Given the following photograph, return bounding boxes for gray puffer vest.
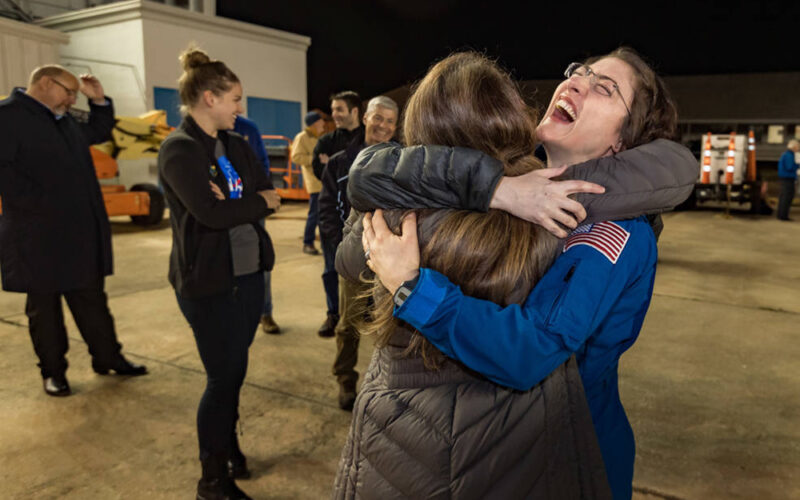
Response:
[333,328,611,499]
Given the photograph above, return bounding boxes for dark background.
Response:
[218,0,800,111]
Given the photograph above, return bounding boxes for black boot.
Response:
[197,454,252,500]
[228,430,251,480]
[318,312,338,338]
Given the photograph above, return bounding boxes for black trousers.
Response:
[777,178,796,220]
[175,272,264,461]
[25,281,123,378]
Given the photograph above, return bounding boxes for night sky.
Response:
[218,0,799,111]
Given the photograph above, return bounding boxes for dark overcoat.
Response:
[0,90,115,293]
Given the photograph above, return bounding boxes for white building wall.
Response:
[33,0,309,188]
[56,19,148,115]
[141,17,308,115]
[37,0,310,117]
[0,17,67,94]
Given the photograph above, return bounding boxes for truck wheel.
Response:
[675,189,697,211]
[130,183,165,226]
[748,181,767,215]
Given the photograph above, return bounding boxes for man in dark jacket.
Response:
[233,115,281,334]
[0,65,146,397]
[318,95,398,409]
[313,91,364,337]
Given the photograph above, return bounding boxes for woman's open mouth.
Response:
[552,99,577,123]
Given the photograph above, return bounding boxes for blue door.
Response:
[246,96,302,146]
[153,87,182,127]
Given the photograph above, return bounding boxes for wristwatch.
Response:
[393,274,420,308]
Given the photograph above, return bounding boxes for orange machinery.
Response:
[92,147,164,225]
[0,110,168,225]
[263,134,309,201]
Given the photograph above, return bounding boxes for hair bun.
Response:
[179,47,211,71]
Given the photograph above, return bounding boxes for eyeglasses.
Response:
[564,62,631,117]
[50,78,78,98]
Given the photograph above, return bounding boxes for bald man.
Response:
[0,65,147,397]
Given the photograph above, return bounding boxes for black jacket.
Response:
[311,125,364,180]
[318,131,368,245]
[336,140,699,282]
[347,140,698,226]
[158,115,273,299]
[0,90,115,293]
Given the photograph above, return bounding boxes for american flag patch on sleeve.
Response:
[563,221,630,264]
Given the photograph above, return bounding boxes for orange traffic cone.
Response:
[701,132,712,184]
[746,130,757,182]
[725,132,736,185]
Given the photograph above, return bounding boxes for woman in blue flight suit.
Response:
[357,48,687,500]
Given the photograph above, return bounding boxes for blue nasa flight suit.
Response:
[394,216,658,500]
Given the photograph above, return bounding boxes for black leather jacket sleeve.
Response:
[347,140,699,224]
[312,132,334,180]
[348,143,502,212]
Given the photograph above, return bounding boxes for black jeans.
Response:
[320,237,339,315]
[175,272,264,461]
[25,281,123,378]
[777,178,796,220]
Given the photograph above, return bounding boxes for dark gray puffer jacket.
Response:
[333,329,612,500]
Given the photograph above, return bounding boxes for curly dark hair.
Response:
[585,47,679,149]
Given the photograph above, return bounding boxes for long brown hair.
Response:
[362,52,559,369]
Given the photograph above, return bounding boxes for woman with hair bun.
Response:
[158,46,280,500]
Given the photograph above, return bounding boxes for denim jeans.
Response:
[303,192,320,246]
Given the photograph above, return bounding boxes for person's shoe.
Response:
[43,375,71,397]
[92,357,148,376]
[338,381,357,411]
[227,454,251,480]
[318,313,338,338]
[302,244,320,255]
[260,315,281,335]
[196,478,252,500]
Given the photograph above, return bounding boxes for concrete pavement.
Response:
[0,201,797,499]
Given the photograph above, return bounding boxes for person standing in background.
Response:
[312,91,363,338]
[0,65,147,397]
[777,138,799,221]
[319,96,398,409]
[234,114,281,334]
[291,111,326,255]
